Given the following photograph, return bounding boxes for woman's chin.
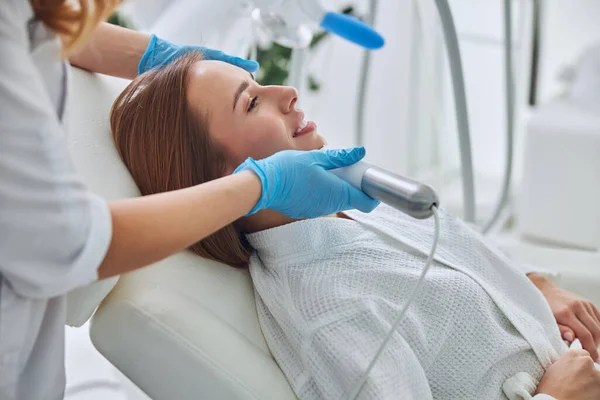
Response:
[308,133,326,150]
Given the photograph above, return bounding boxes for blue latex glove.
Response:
[234,147,380,219]
[138,34,259,75]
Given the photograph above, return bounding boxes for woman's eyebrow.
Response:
[233,80,250,111]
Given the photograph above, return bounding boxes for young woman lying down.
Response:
[109,52,600,400]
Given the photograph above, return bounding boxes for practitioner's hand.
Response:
[536,350,600,400]
[233,147,380,219]
[138,35,259,75]
[529,273,600,361]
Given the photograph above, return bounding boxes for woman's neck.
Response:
[239,209,346,234]
[239,209,296,233]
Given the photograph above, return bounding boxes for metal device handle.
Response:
[362,166,438,219]
[329,160,439,219]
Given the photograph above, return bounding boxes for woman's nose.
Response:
[265,86,299,113]
[284,87,299,113]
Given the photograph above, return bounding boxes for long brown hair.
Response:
[31,0,120,56]
[110,52,252,268]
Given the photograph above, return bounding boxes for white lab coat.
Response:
[0,2,112,399]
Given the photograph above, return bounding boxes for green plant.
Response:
[251,5,361,91]
[106,11,135,29]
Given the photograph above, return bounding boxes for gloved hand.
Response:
[138,34,259,75]
[234,147,380,219]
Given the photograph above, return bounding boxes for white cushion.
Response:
[91,253,296,400]
[68,68,296,399]
[66,69,134,327]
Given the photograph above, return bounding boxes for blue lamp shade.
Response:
[320,12,385,50]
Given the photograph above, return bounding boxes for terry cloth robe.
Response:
[247,205,567,400]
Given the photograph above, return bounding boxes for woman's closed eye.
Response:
[247,96,259,113]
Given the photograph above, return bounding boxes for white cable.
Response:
[355,0,379,147]
[354,0,475,223]
[349,206,441,400]
[433,0,476,224]
[481,0,514,234]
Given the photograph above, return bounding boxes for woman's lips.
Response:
[293,120,317,138]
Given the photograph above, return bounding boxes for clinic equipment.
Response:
[130,0,383,52]
[354,0,476,224]
[329,158,439,220]
[249,0,384,50]
[518,40,600,251]
[518,99,600,251]
[249,0,384,109]
[355,0,517,231]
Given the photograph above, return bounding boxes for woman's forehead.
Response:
[187,61,247,113]
[189,61,247,91]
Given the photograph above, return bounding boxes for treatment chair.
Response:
[66,68,600,400]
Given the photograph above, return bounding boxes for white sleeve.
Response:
[0,1,112,299]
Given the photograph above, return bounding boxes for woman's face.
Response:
[187,61,326,170]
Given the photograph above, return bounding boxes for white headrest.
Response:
[65,68,135,326]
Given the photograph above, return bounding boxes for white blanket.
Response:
[247,205,567,399]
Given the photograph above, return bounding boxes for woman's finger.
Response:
[589,302,600,326]
[577,307,600,345]
[558,324,575,342]
[583,303,600,345]
[585,302,600,325]
[568,312,599,361]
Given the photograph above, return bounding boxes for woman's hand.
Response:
[535,350,600,400]
[529,273,600,361]
[138,35,259,75]
[234,147,380,219]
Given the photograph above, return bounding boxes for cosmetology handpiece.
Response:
[328,155,440,219]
